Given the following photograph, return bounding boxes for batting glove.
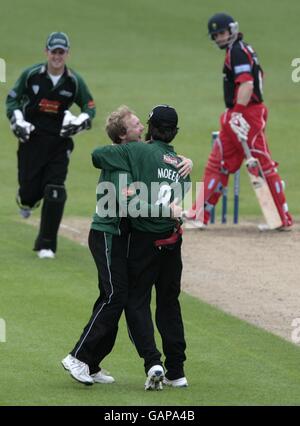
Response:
[229,112,250,143]
[10,110,35,143]
[60,110,91,137]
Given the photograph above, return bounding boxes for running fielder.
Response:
[6,32,95,258]
[185,13,292,229]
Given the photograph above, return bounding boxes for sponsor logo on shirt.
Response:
[38,98,61,113]
[163,154,179,166]
[32,85,39,94]
[234,64,251,74]
[59,90,73,97]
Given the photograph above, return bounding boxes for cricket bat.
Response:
[240,139,282,230]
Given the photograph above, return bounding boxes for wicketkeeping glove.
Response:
[60,110,91,138]
[10,110,35,143]
[229,112,250,143]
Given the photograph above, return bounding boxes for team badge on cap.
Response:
[46,32,70,51]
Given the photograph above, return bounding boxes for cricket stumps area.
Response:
[210,131,240,225]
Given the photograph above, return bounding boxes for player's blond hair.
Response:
[105,105,135,144]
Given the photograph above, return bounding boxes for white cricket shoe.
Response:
[38,249,55,259]
[62,354,114,384]
[182,210,196,220]
[183,218,207,230]
[163,376,188,387]
[91,370,115,384]
[258,224,291,232]
[67,357,94,385]
[61,354,75,371]
[145,365,164,391]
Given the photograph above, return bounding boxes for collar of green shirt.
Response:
[150,140,175,152]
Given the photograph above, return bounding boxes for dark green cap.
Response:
[46,32,70,51]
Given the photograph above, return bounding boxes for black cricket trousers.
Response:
[17,134,74,252]
[126,229,187,379]
[17,134,73,208]
[70,228,129,374]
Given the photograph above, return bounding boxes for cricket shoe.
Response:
[61,354,76,371]
[258,224,292,232]
[277,226,293,232]
[182,209,196,220]
[62,354,114,384]
[163,376,188,388]
[182,210,207,229]
[91,370,115,384]
[144,365,164,391]
[38,249,55,259]
[183,217,207,230]
[69,362,94,386]
[66,357,94,385]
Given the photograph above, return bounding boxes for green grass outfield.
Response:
[1,217,300,406]
[1,0,300,406]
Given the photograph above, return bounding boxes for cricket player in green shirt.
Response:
[6,31,95,258]
[62,106,191,390]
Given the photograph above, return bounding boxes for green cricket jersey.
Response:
[91,164,173,235]
[92,140,191,233]
[91,169,130,235]
[6,63,95,136]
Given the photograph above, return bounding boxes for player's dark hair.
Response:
[145,123,178,143]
